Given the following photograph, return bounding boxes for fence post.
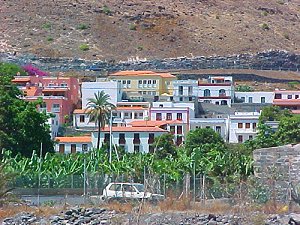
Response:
[163,173,166,198]
[193,162,196,203]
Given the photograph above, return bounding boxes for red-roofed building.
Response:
[54,136,92,154]
[12,75,80,125]
[273,90,300,113]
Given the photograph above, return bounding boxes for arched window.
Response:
[219,89,226,97]
[204,89,211,97]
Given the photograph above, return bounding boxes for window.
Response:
[241,97,245,102]
[119,133,125,144]
[148,133,155,144]
[179,97,183,101]
[52,104,60,112]
[82,144,88,152]
[219,89,226,97]
[288,95,292,99]
[61,83,68,87]
[176,136,183,146]
[80,115,85,123]
[221,100,227,105]
[153,80,157,84]
[296,95,299,99]
[177,126,182,134]
[122,80,126,84]
[138,80,142,84]
[170,126,175,134]
[249,135,253,140]
[238,135,243,143]
[159,104,163,107]
[59,144,65,154]
[275,94,282,99]
[71,144,76,154]
[179,86,183,95]
[143,91,146,95]
[149,146,154,153]
[148,80,152,84]
[204,89,211,97]
[246,123,250,128]
[156,113,162,121]
[139,113,143,117]
[189,97,193,101]
[253,123,257,130]
[109,184,121,191]
[123,184,135,192]
[166,113,172,120]
[177,113,182,121]
[152,91,156,95]
[206,126,210,129]
[133,133,140,144]
[143,80,147,84]
[238,123,243,128]
[216,126,221,134]
[104,133,110,143]
[248,97,253,103]
[127,80,131,84]
[261,97,266,103]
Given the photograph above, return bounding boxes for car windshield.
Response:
[134,184,144,192]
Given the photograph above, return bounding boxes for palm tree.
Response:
[85,91,116,150]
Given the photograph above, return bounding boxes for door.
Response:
[71,144,76,154]
[59,144,65,154]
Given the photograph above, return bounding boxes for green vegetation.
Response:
[79,44,89,51]
[261,11,268,16]
[129,24,137,31]
[137,45,144,51]
[42,22,52,29]
[77,24,89,30]
[235,85,253,92]
[260,23,270,30]
[0,62,26,76]
[102,5,111,15]
[0,65,54,157]
[152,133,177,159]
[47,36,54,42]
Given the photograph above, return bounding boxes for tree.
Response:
[0,62,26,76]
[152,133,177,159]
[276,116,300,144]
[0,72,54,157]
[86,91,116,150]
[185,128,224,155]
[259,105,291,122]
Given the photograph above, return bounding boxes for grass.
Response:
[137,45,144,51]
[47,36,54,42]
[79,44,89,51]
[102,5,111,15]
[129,24,137,31]
[260,23,270,30]
[77,24,89,30]
[42,22,52,29]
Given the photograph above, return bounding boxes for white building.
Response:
[235,92,274,104]
[273,90,300,113]
[47,113,60,138]
[54,136,92,154]
[229,112,260,143]
[189,118,229,141]
[91,127,167,153]
[198,76,234,107]
[81,80,122,107]
[173,80,198,102]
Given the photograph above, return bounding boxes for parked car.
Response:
[96,182,164,202]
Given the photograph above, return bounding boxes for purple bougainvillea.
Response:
[22,64,48,76]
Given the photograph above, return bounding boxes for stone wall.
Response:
[253,144,300,200]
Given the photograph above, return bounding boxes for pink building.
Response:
[12,76,80,124]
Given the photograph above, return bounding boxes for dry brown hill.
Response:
[1,0,300,61]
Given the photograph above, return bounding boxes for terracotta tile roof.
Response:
[110,70,175,78]
[12,77,31,82]
[23,87,39,96]
[100,126,167,132]
[291,110,300,114]
[129,120,183,127]
[55,136,91,143]
[73,109,90,114]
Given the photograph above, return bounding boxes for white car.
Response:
[100,182,164,202]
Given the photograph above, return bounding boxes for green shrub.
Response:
[79,44,89,51]
[137,45,143,51]
[284,34,290,40]
[260,23,270,30]
[262,11,268,16]
[47,36,54,42]
[102,5,111,15]
[42,22,52,29]
[129,24,137,31]
[77,24,89,30]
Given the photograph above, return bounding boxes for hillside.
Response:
[1,0,300,60]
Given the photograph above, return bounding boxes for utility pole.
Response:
[109,110,113,164]
[38,143,42,207]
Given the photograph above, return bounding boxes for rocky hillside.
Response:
[1,0,300,60]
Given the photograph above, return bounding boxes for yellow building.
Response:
[108,71,176,98]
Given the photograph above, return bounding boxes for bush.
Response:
[235,85,253,92]
[137,45,143,51]
[42,22,52,29]
[79,44,89,51]
[102,5,111,15]
[260,23,270,30]
[77,24,89,30]
[284,34,290,40]
[129,24,137,31]
[47,36,54,42]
